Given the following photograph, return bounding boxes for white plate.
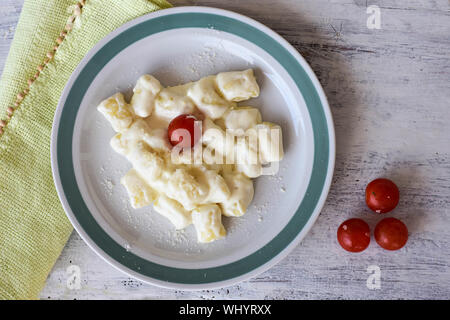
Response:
[51,6,335,289]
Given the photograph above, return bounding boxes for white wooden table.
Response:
[1,0,449,300]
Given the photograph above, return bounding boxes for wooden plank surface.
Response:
[1,0,449,299]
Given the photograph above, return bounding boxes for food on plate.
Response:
[337,218,371,252]
[167,114,201,148]
[97,69,284,243]
[192,204,226,243]
[365,178,400,213]
[374,218,408,251]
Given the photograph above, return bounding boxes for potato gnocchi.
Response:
[97,69,283,243]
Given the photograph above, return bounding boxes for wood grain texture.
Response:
[1,0,449,300]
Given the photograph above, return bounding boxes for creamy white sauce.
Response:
[97,69,283,243]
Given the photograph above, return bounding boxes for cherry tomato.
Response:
[365,178,399,213]
[374,217,408,251]
[337,218,371,252]
[168,114,201,148]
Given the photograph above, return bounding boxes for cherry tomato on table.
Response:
[168,114,201,148]
[365,178,400,213]
[337,218,371,252]
[374,217,408,250]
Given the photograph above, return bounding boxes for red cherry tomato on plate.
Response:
[337,218,371,252]
[374,217,408,251]
[365,178,399,213]
[168,114,201,148]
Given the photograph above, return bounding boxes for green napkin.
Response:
[0,0,171,300]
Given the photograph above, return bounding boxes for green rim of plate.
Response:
[57,12,330,284]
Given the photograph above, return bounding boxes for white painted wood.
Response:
[1,0,449,299]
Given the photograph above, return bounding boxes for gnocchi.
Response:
[98,69,283,243]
